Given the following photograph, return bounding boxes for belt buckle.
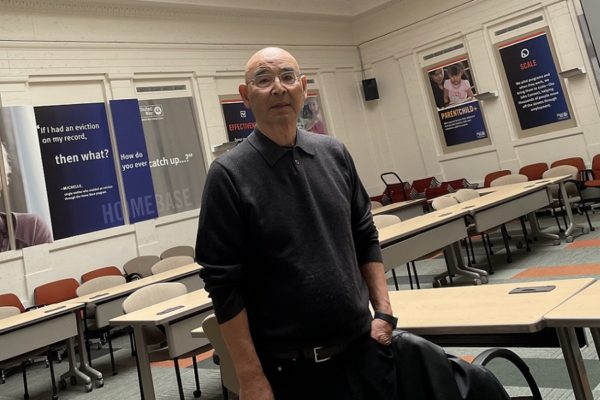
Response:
[313,346,331,363]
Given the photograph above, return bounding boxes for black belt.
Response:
[266,343,348,363]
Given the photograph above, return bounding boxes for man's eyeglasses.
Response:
[249,71,300,89]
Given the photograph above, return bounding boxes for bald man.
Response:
[196,47,396,400]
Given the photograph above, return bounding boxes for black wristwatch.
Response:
[374,311,398,329]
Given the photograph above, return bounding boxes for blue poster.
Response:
[221,101,255,141]
[499,32,571,130]
[110,99,158,224]
[438,100,488,146]
[34,103,123,239]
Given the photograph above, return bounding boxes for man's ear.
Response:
[301,75,308,99]
[239,84,251,108]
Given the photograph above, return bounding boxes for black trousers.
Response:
[258,333,396,400]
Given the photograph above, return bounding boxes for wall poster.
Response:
[221,99,256,142]
[0,106,53,250]
[137,97,206,217]
[498,31,574,134]
[425,57,488,148]
[34,103,123,240]
[297,92,328,135]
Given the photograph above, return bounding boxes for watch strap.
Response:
[374,311,398,329]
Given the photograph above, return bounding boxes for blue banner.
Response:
[499,32,571,130]
[34,103,122,239]
[110,99,158,224]
[438,100,488,146]
[221,101,255,141]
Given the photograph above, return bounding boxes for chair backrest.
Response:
[151,256,195,275]
[373,214,401,230]
[519,163,548,181]
[543,165,579,197]
[122,282,187,346]
[202,314,239,395]
[454,188,480,203]
[123,255,160,279]
[81,265,123,283]
[591,154,600,179]
[0,306,21,319]
[431,195,458,210]
[542,165,578,180]
[370,200,383,210]
[483,170,511,187]
[160,245,195,260]
[34,278,79,307]
[551,157,586,180]
[0,293,26,312]
[489,174,528,187]
[411,177,440,194]
[76,275,127,297]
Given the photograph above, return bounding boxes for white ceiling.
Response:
[129,0,395,17]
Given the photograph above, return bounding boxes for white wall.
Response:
[352,0,600,187]
[1,0,599,304]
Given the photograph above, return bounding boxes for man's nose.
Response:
[270,76,287,94]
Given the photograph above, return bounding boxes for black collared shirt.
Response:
[196,129,382,353]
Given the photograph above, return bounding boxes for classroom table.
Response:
[372,198,426,220]
[0,301,101,392]
[545,280,600,400]
[378,206,487,284]
[73,263,203,330]
[388,278,595,400]
[110,289,213,400]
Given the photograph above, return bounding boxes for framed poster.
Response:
[425,57,489,150]
[221,99,255,142]
[498,31,575,136]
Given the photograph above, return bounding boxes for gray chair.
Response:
[122,282,209,399]
[543,165,593,233]
[0,306,58,400]
[201,314,239,400]
[489,173,528,187]
[123,255,160,280]
[76,275,127,375]
[151,255,194,275]
[160,245,195,259]
[373,214,406,290]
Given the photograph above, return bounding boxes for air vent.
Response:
[136,85,187,93]
[424,44,464,61]
[495,16,544,36]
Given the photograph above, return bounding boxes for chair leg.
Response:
[483,234,494,274]
[500,225,512,263]
[129,328,136,357]
[173,357,185,400]
[519,217,531,252]
[391,269,400,290]
[21,361,29,400]
[107,332,117,375]
[411,261,421,289]
[441,249,453,286]
[462,239,472,267]
[48,350,58,400]
[581,201,594,231]
[468,236,476,264]
[404,264,413,290]
[192,356,201,398]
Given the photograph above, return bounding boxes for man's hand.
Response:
[371,317,393,346]
[239,373,275,400]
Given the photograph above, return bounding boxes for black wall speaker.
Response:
[362,78,380,101]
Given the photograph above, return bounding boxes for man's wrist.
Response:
[374,311,398,329]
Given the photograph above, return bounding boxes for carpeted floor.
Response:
[1,211,600,399]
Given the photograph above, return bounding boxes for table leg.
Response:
[447,243,487,284]
[559,181,584,240]
[60,337,92,391]
[132,325,156,400]
[75,312,103,386]
[556,327,593,400]
[590,328,600,361]
[527,211,560,243]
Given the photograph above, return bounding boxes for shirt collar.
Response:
[248,128,316,167]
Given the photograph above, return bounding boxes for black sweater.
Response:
[196,129,382,353]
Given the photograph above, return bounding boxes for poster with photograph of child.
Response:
[297,93,328,135]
